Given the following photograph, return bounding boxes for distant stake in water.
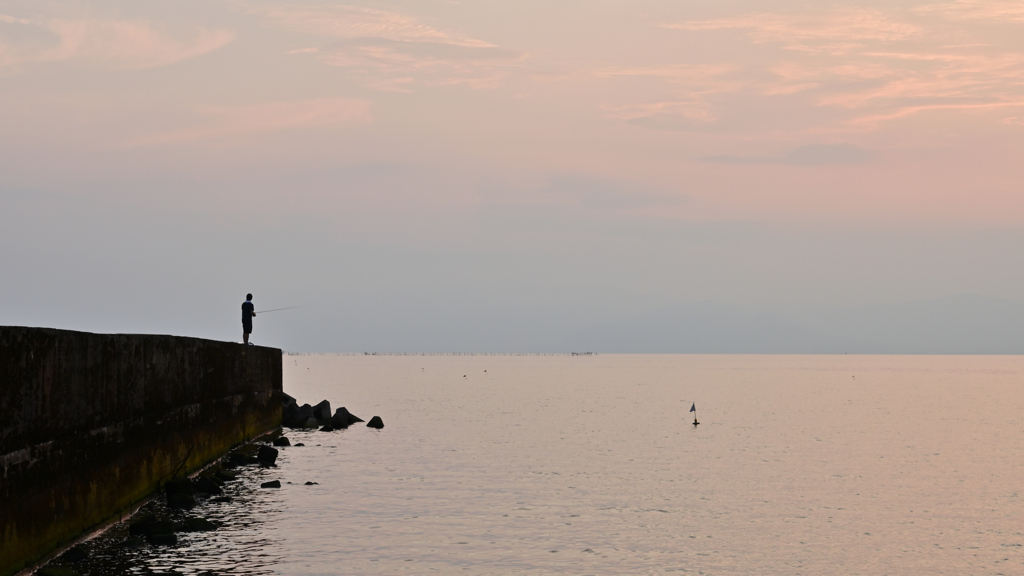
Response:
[690,402,699,426]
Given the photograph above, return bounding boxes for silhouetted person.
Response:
[242,294,255,344]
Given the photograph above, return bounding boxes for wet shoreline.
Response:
[29,431,291,576]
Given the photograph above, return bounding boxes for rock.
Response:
[60,545,88,563]
[229,452,259,466]
[37,567,79,576]
[301,416,319,429]
[283,392,296,406]
[164,477,194,495]
[146,533,177,546]
[287,404,314,428]
[214,470,237,482]
[283,401,300,427]
[257,445,279,466]
[193,477,223,495]
[178,517,218,532]
[261,480,281,488]
[312,400,332,424]
[330,407,364,429]
[148,519,177,535]
[167,493,196,510]
[294,443,305,447]
[211,496,233,503]
[128,514,156,535]
[304,481,319,485]
[272,436,290,447]
[130,516,177,537]
[366,416,384,429]
[319,426,334,432]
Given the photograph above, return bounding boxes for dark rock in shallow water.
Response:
[211,496,233,503]
[164,477,194,495]
[178,517,218,532]
[150,520,177,535]
[193,477,223,495]
[283,392,296,406]
[272,436,291,447]
[319,425,334,432]
[331,407,364,428]
[301,416,319,429]
[61,544,88,563]
[229,452,259,466]
[261,480,281,488]
[37,567,78,576]
[283,401,300,427]
[312,399,332,424]
[294,443,305,447]
[167,493,196,510]
[304,481,319,485]
[257,445,279,466]
[286,403,314,428]
[366,416,384,429]
[146,532,177,546]
[128,513,157,536]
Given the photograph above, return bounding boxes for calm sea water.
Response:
[266,354,1024,576]
[115,354,1024,575]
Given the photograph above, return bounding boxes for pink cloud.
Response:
[0,16,232,71]
[257,4,521,91]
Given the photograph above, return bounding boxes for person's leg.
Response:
[243,329,250,344]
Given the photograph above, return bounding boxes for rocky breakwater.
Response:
[281,394,384,431]
[30,434,286,576]
[29,392,388,575]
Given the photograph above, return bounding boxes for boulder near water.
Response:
[285,404,314,428]
[366,416,384,429]
[193,477,223,495]
[273,436,290,446]
[164,477,194,495]
[166,493,196,510]
[260,480,281,488]
[60,545,88,563]
[331,407,364,428]
[257,445,279,466]
[312,400,332,424]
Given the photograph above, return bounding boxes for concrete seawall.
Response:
[0,326,282,575]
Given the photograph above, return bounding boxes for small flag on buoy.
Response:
[690,402,699,426]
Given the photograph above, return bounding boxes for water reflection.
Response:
[63,460,285,575]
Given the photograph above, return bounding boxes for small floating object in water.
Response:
[690,402,699,426]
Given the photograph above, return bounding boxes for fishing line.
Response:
[256,306,304,314]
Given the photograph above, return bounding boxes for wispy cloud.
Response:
[639,4,1024,133]
[918,0,1024,22]
[665,9,921,55]
[128,98,371,146]
[254,4,521,91]
[0,15,232,72]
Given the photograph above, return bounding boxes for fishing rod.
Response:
[256,306,304,314]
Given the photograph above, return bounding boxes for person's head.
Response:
[246,293,253,301]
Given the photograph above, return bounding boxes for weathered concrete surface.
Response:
[0,327,282,576]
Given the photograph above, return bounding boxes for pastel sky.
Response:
[2,0,1024,351]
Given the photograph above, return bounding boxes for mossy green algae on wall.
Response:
[0,327,282,576]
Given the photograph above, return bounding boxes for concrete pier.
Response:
[0,327,282,575]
